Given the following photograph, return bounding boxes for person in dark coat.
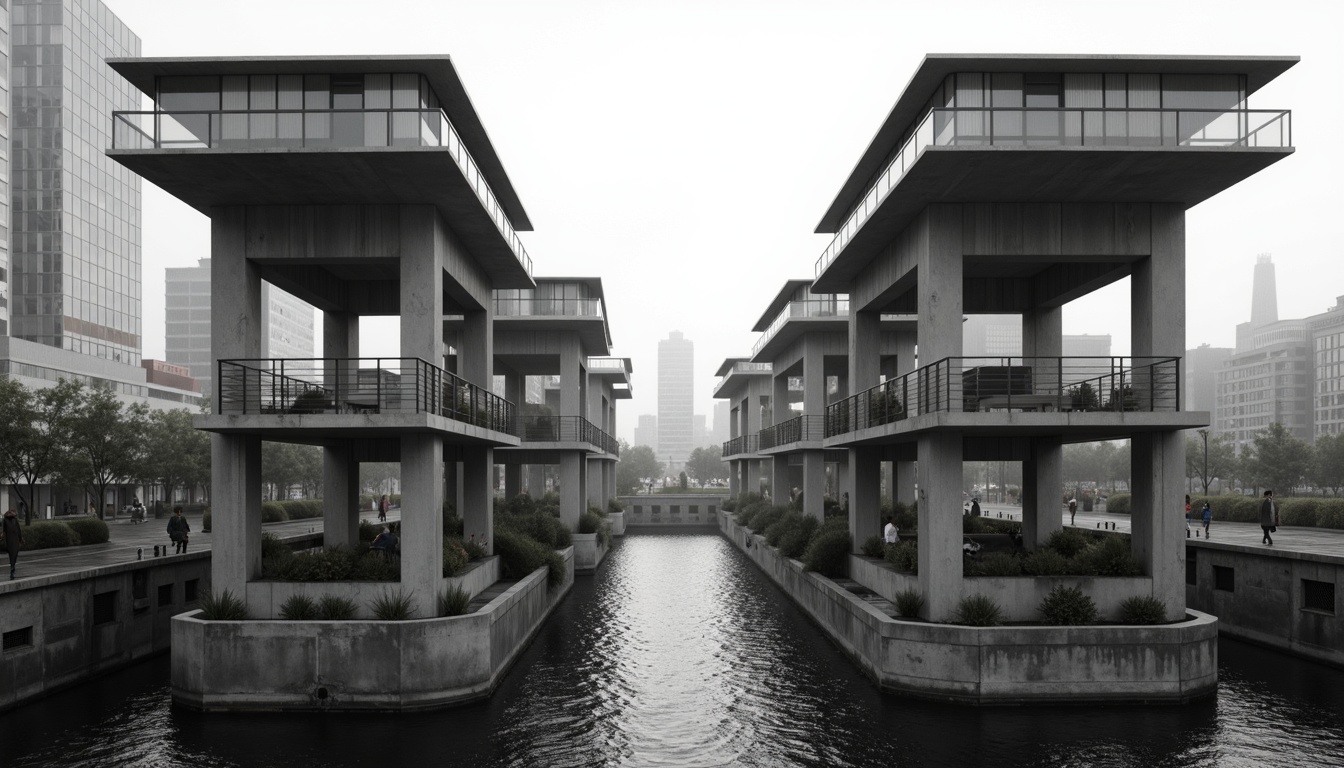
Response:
[2,508,23,579]
[971,498,982,517]
[167,506,191,554]
[1259,490,1276,546]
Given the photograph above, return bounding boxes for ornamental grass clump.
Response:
[443,537,469,577]
[1022,548,1071,576]
[440,585,472,617]
[894,588,925,619]
[1074,536,1142,577]
[971,552,1023,577]
[1038,585,1098,626]
[199,589,249,620]
[884,540,918,574]
[861,534,886,559]
[492,529,565,589]
[1045,528,1092,559]
[777,515,820,560]
[315,595,358,620]
[369,589,417,620]
[278,594,318,620]
[1118,595,1168,625]
[953,594,1002,627]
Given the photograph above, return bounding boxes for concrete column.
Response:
[1132,205,1186,361]
[917,205,964,363]
[559,453,585,529]
[771,372,789,428]
[210,209,261,411]
[463,447,494,555]
[848,310,881,392]
[1022,437,1063,550]
[802,451,825,521]
[729,460,741,497]
[444,459,462,521]
[848,447,881,553]
[1132,431,1186,617]
[322,441,359,549]
[400,208,444,366]
[747,459,763,497]
[400,433,443,619]
[527,464,546,497]
[771,455,791,507]
[918,430,964,622]
[503,371,524,499]
[1022,305,1063,398]
[460,310,492,386]
[587,458,604,508]
[894,330,917,507]
[212,433,261,601]
[561,337,582,417]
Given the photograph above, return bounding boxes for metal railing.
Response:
[715,361,772,389]
[722,434,760,458]
[816,106,1293,278]
[515,414,619,455]
[758,415,827,450]
[587,357,629,372]
[824,356,1181,437]
[113,108,532,279]
[216,357,516,435]
[752,299,850,357]
[494,297,604,318]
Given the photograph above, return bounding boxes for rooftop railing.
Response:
[758,415,827,450]
[722,434,760,458]
[751,299,850,357]
[824,356,1180,437]
[816,107,1292,278]
[587,357,629,372]
[216,357,516,435]
[113,108,532,279]
[494,297,604,318]
[716,361,772,390]
[515,414,619,455]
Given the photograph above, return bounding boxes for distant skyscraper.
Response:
[658,330,694,472]
[166,258,315,393]
[633,414,657,449]
[1184,343,1232,414]
[1250,253,1278,329]
[1309,296,1344,439]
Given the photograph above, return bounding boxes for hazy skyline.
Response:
[105,0,1344,443]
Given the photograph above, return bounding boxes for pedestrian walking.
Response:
[378,494,390,523]
[2,508,23,579]
[1185,494,1192,537]
[971,498,982,517]
[883,515,899,547]
[1068,496,1077,526]
[167,506,191,554]
[1260,490,1276,546]
[1202,501,1212,538]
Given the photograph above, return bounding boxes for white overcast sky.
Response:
[108,0,1343,443]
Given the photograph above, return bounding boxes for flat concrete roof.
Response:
[751,280,814,332]
[107,55,532,231]
[816,53,1298,233]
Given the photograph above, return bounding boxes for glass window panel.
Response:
[364,74,391,109]
[331,75,362,109]
[158,76,220,111]
[392,73,418,109]
[221,76,248,111]
[1063,73,1103,108]
[990,73,1022,107]
[363,111,387,146]
[249,75,276,110]
[249,112,276,142]
[304,74,330,110]
[277,75,303,109]
[1104,74,1126,108]
[1162,74,1243,110]
[304,112,331,145]
[391,110,418,146]
[331,111,363,145]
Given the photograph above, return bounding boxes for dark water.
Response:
[4,533,1344,767]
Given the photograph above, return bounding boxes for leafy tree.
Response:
[360,462,400,497]
[1,379,81,524]
[1245,423,1313,495]
[1105,441,1130,492]
[1186,431,1237,495]
[1310,432,1344,496]
[685,445,726,485]
[262,441,322,500]
[140,408,210,510]
[62,385,150,520]
[616,442,663,495]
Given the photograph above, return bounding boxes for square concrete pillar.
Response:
[771,455,791,507]
[559,453,585,530]
[729,460,741,497]
[504,464,522,500]
[893,331,917,506]
[399,208,444,366]
[323,311,360,399]
[747,459,763,497]
[526,464,546,497]
[444,459,463,524]
[917,205,964,363]
[400,433,443,619]
[1131,431,1186,617]
[212,433,262,600]
[1022,305,1062,396]
[210,210,261,413]
[322,441,359,549]
[561,337,583,418]
[803,338,825,416]
[917,430,964,622]
[802,451,825,521]
[1022,437,1062,550]
[847,447,881,553]
[463,447,494,555]
[587,458,604,508]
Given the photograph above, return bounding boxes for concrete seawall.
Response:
[620,494,724,530]
[721,512,1218,705]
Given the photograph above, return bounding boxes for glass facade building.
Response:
[658,330,694,472]
[9,0,141,362]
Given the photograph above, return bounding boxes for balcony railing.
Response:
[515,414,619,455]
[494,297,604,318]
[216,357,516,435]
[751,299,850,358]
[816,107,1293,278]
[716,361,772,390]
[722,434,760,458]
[113,108,532,278]
[587,357,629,372]
[758,415,827,450]
[824,356,1181,437]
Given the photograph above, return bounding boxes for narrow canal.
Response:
[4,532,1344,767]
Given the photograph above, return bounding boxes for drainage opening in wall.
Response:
[316,687,329,700]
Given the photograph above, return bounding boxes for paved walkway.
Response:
[6,507,400,584]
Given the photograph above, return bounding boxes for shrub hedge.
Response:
[1106,493,1344,531]
[493,528,565,588]
[18,521,79,550]
[63,517,110,545]
[802,527,850,577]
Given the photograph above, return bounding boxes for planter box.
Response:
[244,557,500,620]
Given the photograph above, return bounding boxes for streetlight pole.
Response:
[1198,428,1209,495]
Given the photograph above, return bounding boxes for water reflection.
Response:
[2,533,1343,767]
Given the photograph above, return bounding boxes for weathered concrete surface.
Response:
[0,554,211,713]
[571,533,610,574]
[721,512,1217,704]
[243,557,500,619]
[621,495,723,529]
[1187,540,1344,669]
[171,548,573,711]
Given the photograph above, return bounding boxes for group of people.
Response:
[1184,495,1212,538]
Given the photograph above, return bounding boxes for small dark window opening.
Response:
[1213,565,1234,593]
[1186,548,1198,586]
[670,506,680,515]
[708,505,717,516]
[1303,580,1336,614]
[3,626,34,651]
[158,583,174,607]
[185,579,200,603]
[632,505,642,515]
[690,505,699,515]
[651,506,661,515]
[132,571,148,600]
[93,591,117,625]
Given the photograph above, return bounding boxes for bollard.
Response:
[153,545,160,557]
[1096,522,1101,528]
[137,547,143,560]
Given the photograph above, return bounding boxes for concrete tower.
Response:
[658,330,694,473]
[1250,253,1278,328]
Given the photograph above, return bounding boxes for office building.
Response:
[634,413,657,448]
[658,330,693,472]
[712,400,730,445]
[1310,295,1344,439]
[1185,343,1233,415]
